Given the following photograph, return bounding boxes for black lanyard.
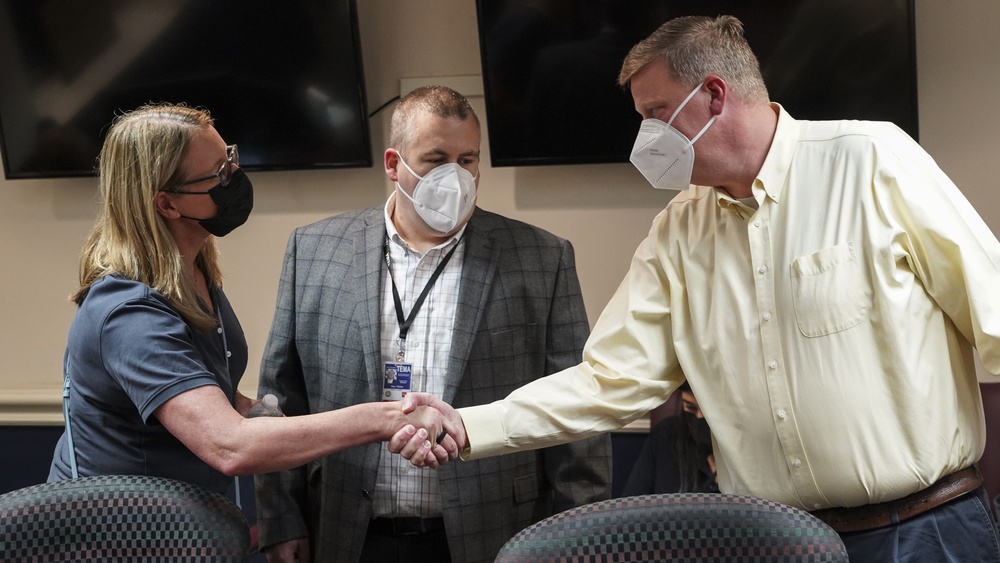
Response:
[384,236,460,361]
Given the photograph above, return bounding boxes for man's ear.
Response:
[704,74,727,116]
[384,148,400,182]
[154,190,180,220]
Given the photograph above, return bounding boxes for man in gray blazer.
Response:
[254,85,612,563]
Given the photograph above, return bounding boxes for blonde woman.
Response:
[48,104,453,493]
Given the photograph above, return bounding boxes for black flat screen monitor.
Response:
[476,0,918,167]
[0,0,372,179]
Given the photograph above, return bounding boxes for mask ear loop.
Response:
[666,84,704,127]
[394,153,426,210]
[667,83,717,152]
[687,115,718,147]
[396,152,423,181]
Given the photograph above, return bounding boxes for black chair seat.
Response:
[0,474,250,562]
[496,492,848,562]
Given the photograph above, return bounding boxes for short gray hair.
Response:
[619,15,769,104]
[389,85,481,152]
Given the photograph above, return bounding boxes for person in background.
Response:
[48,103,450,495]
[253,85,612,563]
[621,381,719,496]
[397,16,1000,563]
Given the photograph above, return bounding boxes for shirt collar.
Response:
[713,103,798,209]
[754,103,798,203]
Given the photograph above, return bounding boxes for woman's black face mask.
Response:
[685,412,713,458]
[178,168,254,237]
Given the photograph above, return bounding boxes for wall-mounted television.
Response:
[0,0,372,180]
[476,0,917,168]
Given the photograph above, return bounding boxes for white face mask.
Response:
[629,83,716,191]
[395,155,478,233]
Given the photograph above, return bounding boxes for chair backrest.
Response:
[495,492,848,563]
[0,474,250,563]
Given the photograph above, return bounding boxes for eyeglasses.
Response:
[165,144,239,193]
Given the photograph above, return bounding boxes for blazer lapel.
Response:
[444,216,498,403]
[356,208,387,400]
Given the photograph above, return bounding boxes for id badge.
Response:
[383,361,412,401]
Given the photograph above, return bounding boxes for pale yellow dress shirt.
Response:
[460,104,1000,511]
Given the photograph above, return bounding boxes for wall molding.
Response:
[0,385,655,431]
[0,389,63,425]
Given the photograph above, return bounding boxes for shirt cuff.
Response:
[457,403,507,460]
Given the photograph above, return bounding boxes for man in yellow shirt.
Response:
[401,14,1000,563]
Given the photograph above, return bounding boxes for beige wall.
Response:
[1,0,997,423]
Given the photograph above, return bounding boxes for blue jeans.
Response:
[840,488,1000,563]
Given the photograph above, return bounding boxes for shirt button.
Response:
[792,458,802,468]
[758,265,768,274]
[777,409,787,419]
[814,503,822,509]
[411,341,420,348]
[217,327,223,334]
[769,360,778,370]
[754,219,761,228]
[762,312,771,321]
[226,351,232,358]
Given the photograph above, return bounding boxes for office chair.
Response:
[0,474,251,562]
[495,492,848,562]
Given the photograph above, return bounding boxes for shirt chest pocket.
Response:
[789,241,868,337]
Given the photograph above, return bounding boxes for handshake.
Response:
[388,393,467,469]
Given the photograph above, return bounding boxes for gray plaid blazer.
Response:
[254,206,612,562]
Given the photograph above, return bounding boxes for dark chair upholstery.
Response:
[0,474,251,562]
[495,493,848,562]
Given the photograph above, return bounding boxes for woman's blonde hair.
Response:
[73,103,222,331]
[619,15,769,105]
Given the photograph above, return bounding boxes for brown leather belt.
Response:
[812,466,983,533]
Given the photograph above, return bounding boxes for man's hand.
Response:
[390,402,456,468]
[389,393,467,467]
[264,536,311,563]
[389,421,449,468]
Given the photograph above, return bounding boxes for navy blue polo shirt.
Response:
[48,275,248,493]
